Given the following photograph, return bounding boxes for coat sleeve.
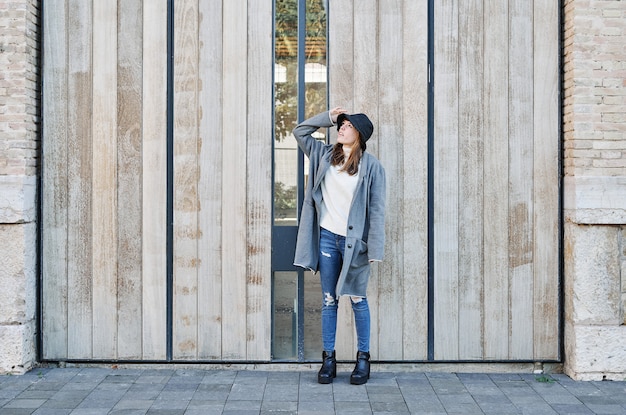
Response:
[367,161,386,262]
[292,111,334,157]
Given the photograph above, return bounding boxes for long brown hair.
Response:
[330,136,366,176]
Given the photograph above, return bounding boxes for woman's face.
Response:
[337,120,359,149]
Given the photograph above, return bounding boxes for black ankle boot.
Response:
[318,350,337,384]
[350,351,370,385]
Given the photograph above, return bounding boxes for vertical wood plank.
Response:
[246,0,273,360]
[433,0,460,360]
[173,0,199,359]
[457,0,484,359]
[483,0,510,360]
[91,0,118,359]
[377,0,404,360]
[142,0,168,360]
[197,0,223,360]
[42,0,68,360]
[354,0,378,358]
[533,0,560,360]
[508,0,534,359]
[402,0,429,360]
[328,0,355,361]
[117,0,144,359]
[66,0,93,359]
[221,0,248,359]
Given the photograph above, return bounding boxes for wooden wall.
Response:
[42,0,559,362]
[170,0,273,361]
[42,0,273,361]
[42,0,168,360]
[431,0,560,360]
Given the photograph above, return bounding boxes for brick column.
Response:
[563,0,626,380]
[0,0,39,374]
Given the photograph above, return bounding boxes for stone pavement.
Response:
[1,367,625,414]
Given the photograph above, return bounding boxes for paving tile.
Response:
[2,399,47,409]
[31,409,72,415]
[0,409,36,415]
[261,400,298,412]
[145,410,185,415]
[266,371,300,385]
[369,400,410,413]
[112,398,153,410]
[263,383,298,401]
[404,398,446,414]
[223,399,262,411]
[16,391,56,400]
[516,403,559,415]
[148,398,189,410]
[367,392,405,403]
[549,403,594,414]
[297,399,335,414]
[39,398,83,410]
[440,401,485,414]
[583,404,626,414]
[227,383,266,401]
[334,400,372,413]
[154,390,195,401]
[477,402,522,414]
[332,383,369,402]
[61,409,106,415]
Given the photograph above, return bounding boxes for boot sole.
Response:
[318,376,334,384]
[350,374,370,385]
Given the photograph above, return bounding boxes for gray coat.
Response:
[292,111,386,297]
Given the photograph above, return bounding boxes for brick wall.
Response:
[0,0,39,374]
[563,0,626,178]
[563,0,626,380]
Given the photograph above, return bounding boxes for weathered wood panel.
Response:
[66,0,92,359]
[483,0,510,360]
[42,0,68,360]
[197,0,224,360]
[458,0,484,360]
[433,0,460,360]
[508,0,535,359]
[91,0,118,359]
[117,0,144,360]
[401,0,429,362]
[377,0,405,361]
[533,0,560,360]
[220,0,249,360]
[246,0,273,360]
[173,0,200,360]
[142,0,168,360]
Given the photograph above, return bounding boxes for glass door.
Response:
[272,0,327,361]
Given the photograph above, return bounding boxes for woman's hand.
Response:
[330,107,347,124]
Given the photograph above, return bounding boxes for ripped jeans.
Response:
[318,227,370,353]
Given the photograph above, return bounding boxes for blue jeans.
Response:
[318,228,370,353]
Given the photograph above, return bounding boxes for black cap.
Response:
[337,113,374,142]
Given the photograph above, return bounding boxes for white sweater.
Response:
[320,148,359,236]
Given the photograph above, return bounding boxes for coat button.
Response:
[347,244,352,249]
[348,225,353,230]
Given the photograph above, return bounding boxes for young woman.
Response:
[293,107,386,385]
